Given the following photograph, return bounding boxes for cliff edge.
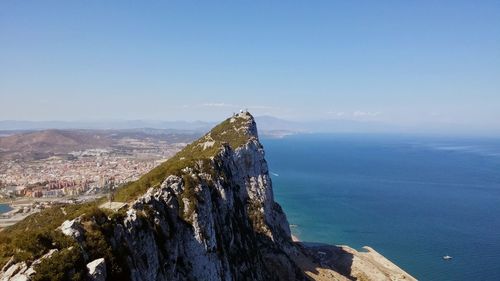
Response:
[0,112,416,281]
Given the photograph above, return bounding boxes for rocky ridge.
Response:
[0,112,416,281]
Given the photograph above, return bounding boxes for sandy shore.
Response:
[0,195,105,230]
[0,203,39,229]
[0,198,63,229]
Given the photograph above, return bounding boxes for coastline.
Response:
[0,198,56,229]
[0,202,34,229]
[0,203,12,214]
[0,195,104,230]
[2,201,418,280]
[291,233,417,281]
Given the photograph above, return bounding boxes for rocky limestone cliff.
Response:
[105,112,303,281]
[0,112,416,281]
[0,112,304,281]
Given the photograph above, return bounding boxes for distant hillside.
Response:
[0,130,109,160]
[0,117,399,137]
[1,116,496,136]
[0,112,416,281]
[0,130,110,150]
[0,120,214,131]
[0,129,199,160]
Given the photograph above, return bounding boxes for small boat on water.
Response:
[442,255,453,260]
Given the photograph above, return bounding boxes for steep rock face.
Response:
[87,258,106,281]
[106,112,303,281]
[0,112,417,281]
[0,112,304,281]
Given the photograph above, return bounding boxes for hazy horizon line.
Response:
[0,115,498,138]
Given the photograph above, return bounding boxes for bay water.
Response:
[0,204,11,214]
[263,134,500,281]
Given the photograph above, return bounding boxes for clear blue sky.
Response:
[1,1,499,132]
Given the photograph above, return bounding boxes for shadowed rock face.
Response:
[0,112,306,281]
[110,113,304,280]
[0,112,416,281]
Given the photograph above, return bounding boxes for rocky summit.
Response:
[0,112,416,281]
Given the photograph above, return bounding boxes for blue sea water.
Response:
[262,134,500,281]
[0,204,11,214]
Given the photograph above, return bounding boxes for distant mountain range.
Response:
[254,116,400,134]
[0,120,213,131]
[0,112,416,281]
[0,129,199,160]
[0,116,402,161]
[0,115,495,137]
[0,116,398,135]
[0,129,111,152]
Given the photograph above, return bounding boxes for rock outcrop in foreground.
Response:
[0,112,416,281]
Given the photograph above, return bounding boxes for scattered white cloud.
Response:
[326,110,381,119]
[353,111,381,117]
[201,102,237,108]
[181,102,281,112]
[247,105,275,110]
